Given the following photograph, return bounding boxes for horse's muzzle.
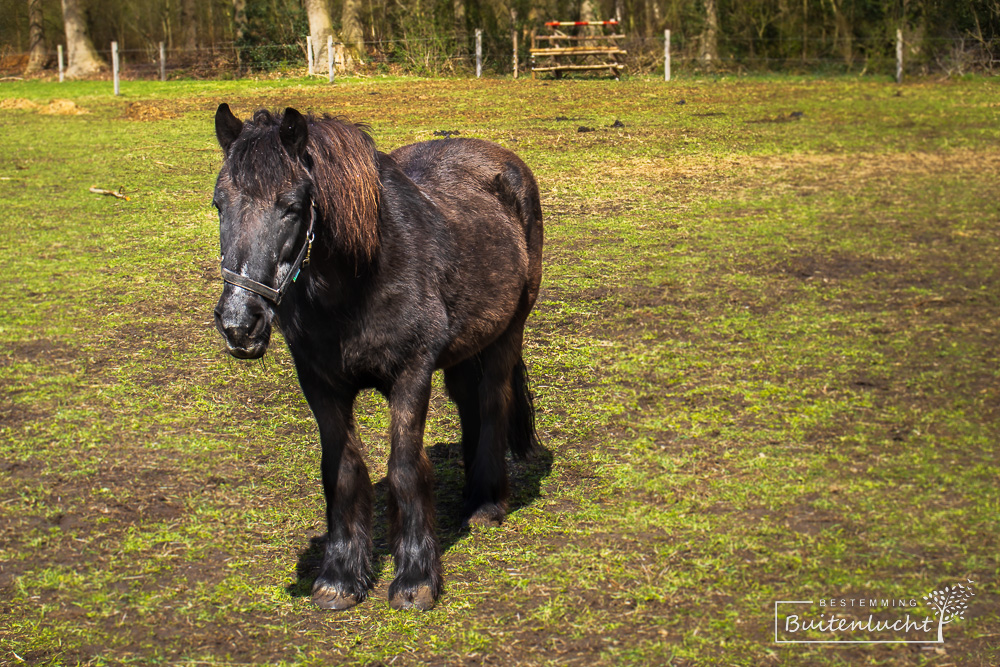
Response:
[214,292,271,360]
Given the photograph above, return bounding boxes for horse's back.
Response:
[389,138,542,243]
[389,135,542,290]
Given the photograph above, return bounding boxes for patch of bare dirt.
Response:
[1,338,78,366]
[746,111,804,123]
[599,149,1000,204]
[782,253,901,281]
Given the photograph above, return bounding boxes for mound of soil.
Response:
[124,101,177,121]
[38,99,88,115]
[0,98,40,110]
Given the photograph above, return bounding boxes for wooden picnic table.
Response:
[530,21,627,79]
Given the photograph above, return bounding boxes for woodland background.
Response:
[1,1,1000,81]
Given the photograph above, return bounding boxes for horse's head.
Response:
[212,103,314,359]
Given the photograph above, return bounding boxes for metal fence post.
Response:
[896,28,903,83]
[665,29,671,81]
[112,41,120,95]
[476,29,482,78]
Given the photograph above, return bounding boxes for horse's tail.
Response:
[508,356,538,459]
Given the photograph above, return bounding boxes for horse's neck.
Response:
[304,251,367,309]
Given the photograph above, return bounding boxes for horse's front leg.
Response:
[299,374,374,610]
[386,362,441,610]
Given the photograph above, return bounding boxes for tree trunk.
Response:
[25,0,47,74]
[580,0,601,28]
[180,0,198,51]
[699,0,720,64]
[453,0,466,37]
[304,0,335,71]
[829,0,853,66]
[643,0,661,37]
[579,0,601,46]
[341,0,365,58]
[802,0,808,63]
[61,0,106,78]
[332,43,356,73]
[232,0,247,42]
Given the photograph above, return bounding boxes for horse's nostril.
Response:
[248,310,266,338]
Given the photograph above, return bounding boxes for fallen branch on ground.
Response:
[89,186,130,201]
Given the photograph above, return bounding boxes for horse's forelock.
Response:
[308,117,381,263]
[225,112,305,200]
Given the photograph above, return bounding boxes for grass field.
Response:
[1,73,999,666]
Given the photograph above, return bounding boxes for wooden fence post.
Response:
[112,41,120,95]
[511,9,518,79]
[665,29,671,81]
[159,42,166,82]
[512,30,519,78]
[307,35,314,75]
[57,44,64,82]
[328,35,334,83]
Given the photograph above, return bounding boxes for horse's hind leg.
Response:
[443,356,483,487]
[455,324,534,527]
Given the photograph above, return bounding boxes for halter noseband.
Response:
[220,204,316,306]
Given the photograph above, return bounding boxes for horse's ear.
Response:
[279,107,309,161]
[215,103,243,153]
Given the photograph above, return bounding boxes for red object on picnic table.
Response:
[544,20,618,27]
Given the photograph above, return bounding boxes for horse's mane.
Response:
[228,109,380,263]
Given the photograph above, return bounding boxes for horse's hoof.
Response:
[388,584,437,611]
[312,584,360,611]
[463,504,505,528]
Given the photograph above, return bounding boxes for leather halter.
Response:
[220,205,316,306]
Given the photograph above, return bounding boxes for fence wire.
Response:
[1,32,996,80]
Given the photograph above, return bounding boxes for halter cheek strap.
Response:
[220,205,316,306]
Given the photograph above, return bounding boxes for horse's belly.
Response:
[436,280,524,369]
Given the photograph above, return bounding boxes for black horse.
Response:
[212,104,543,611]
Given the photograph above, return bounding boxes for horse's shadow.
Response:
[285,441,553,598]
